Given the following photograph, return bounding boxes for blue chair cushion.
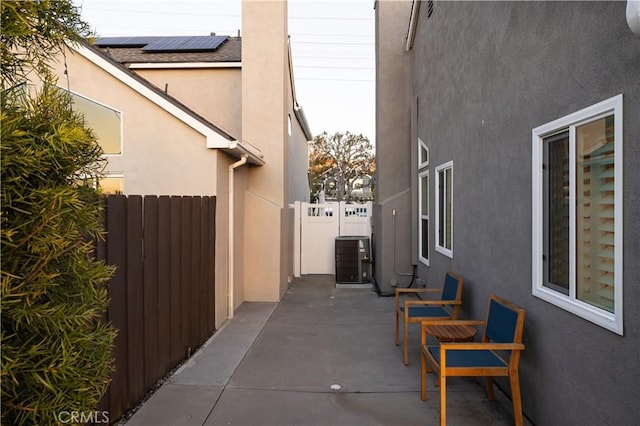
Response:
[401,306,451,318]
[486,298,519,343]
[441,273,460,301]
[427,346,507,368]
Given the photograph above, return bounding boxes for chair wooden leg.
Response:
[420,348,427,400]
[395,312,400,346]
[403,322,409,365]
[510,372,523,426]
[439,373,447,426]
[485,376,494,400]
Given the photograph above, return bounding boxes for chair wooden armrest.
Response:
[394,271,464,366]
[395,287,440,294]
[405,299,461,307]
[440,342,525,351]
[395,288,438,311]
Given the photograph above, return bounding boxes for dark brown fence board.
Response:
[106,195,129,421]
[157,196,172,374]
[169,197,182,366]
[190,198,202,348]
[199,198,209,344]
[98,195,216,424]
[125,195,145,406]
[180,198,192,357]
[143,196,160,389]
[95,207,110,416]
[207,197,217,335]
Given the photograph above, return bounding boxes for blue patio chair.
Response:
[394,271,464,365]
[420,294,526,426]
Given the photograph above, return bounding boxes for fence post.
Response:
[294,201,301,277]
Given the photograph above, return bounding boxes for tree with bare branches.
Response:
[310,131,375,202]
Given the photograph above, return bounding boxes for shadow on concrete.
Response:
[125,275,531,426]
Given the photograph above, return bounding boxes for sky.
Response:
[73,0,376,144]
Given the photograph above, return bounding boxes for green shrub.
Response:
[1,83,116,425]
[2,2,116,423]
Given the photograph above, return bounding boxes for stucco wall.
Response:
[374,0,415,292]
[52,47,235,329]
[231,164,249,313]
[288,115,311,203]
[407,1,640,424]
[214,156,230,328]
[241,0,290,302]
[52,48,220,196]
[136,68,242,140]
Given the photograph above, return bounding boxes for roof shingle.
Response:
[94,36,242,64]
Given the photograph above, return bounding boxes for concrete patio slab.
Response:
[204,386,521,426]
[123,275,532,426]
[125,384,222,426]
[172,302,278,387]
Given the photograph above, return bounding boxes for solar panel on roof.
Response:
[94,36,229,52]
[94,36,163,47]
[142,36,228,52]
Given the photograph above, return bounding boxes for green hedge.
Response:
[1,84,116,425]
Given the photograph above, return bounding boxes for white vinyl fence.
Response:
[293,201,372,276]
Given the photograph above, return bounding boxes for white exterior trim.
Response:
[59,86,125,157]
[418,169,430,266]
[128,62,242,69]
[69,43,234,149]
[418,137,429,168]
[435,160,454,258]
[405,0,421,51]
[531,94,623,335]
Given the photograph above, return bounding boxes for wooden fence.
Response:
[95,195,217,423]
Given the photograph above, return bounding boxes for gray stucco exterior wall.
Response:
[374,0,416,292]
[377,1,640,424]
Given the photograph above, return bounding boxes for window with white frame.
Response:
[418,137,429,168]
[419,170,429,265]
[435,161,453,258]
[62,88,123,155]
[99,174,124,194]
[532,94,623,335]
[418,138,430,265]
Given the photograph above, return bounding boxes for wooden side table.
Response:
[423,324,477,342]
[422,324,478,386]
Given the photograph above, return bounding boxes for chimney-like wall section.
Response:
[241,0,290,302]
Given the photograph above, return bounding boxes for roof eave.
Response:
[68,40,236,149]
[287,37,314,141]
[225,141,265,166]
[294,106,313,141]
[127,62,242,69]
[405,0,421,51]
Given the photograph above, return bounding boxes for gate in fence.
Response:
[293,201,372,276]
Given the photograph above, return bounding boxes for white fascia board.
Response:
[71,43,234,149]
[405,0,421,51]
[228,141,265,166]
[287,38,313,140]
[128,62,242,69]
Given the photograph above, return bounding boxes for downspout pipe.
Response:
[228,154,248,320]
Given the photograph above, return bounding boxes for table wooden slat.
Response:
[424,325,477,342]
